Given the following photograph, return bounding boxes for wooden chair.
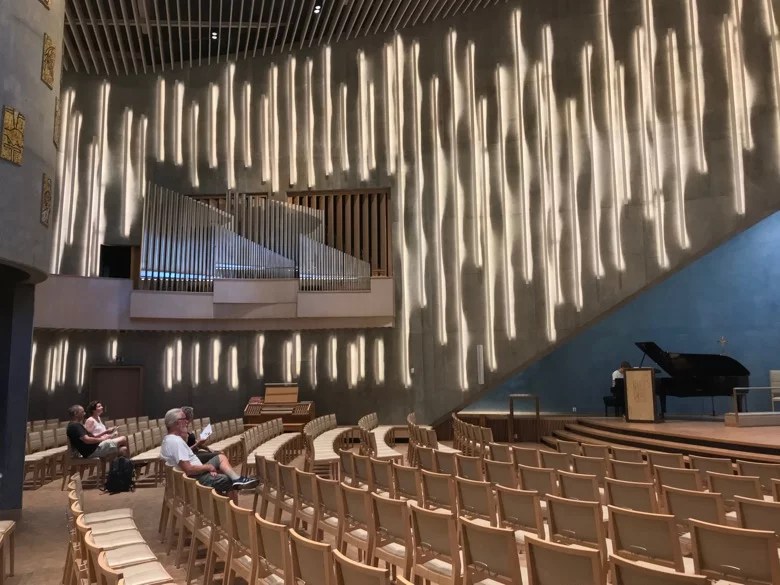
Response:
[558,470,601,504]
[337,482,374,562]
[663,486,726,555]
[0,521,14,584]
[353,453,373,488]
[420,469,457,513]
[539,451,571,475]
[525,534,603,585]
[202,489,233,585]
[546,495,608,564]
[604,477,658,513]
[610,460,652,484]
[484,459,518,489]
[186,481,216,584]
[707,471,762,512]
[339,449,355,486]
[315,476,342,542]
[92,546,173,585]
[611,446,643,463]
[557,439,581,456]
[369,492,413,580]
[573,455,609,487]
[369,457,394,497]
[455,454,483,481]
[60,446,102,491]
[409,503,461,585]
[655,465,703,493]
[254,514,290,584]
[391,462,420,503]
[164,468,189,555]
[435,450,457,476]
[417,446,436,472]
[688,455,733,483]
[290,528,335,585]
[225,501,257,585]
[334,549,389,585]
[511,446,540,468]
[582,444,610,459]
[488,443,513,463]
[646,450,685,470]
[736,460,780,494]
[689,519,780,584]
[276,463,298,523]
[293,468,320,537]
[610,554,707,585]
[172,473,199,568]
[734,495,780,537]
[455,477,496,526]
[517,464,558,514]
[460,517,525,585]
[495,485,546,548]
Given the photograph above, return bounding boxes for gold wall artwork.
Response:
[41,33,55,89]
[1,106,25,165]
[39,0,51,8]
[53,96,61,149]
[40,174,53,227]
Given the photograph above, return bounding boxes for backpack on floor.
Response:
[104,456,135,494]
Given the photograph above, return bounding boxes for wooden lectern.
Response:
[624,368,658,423]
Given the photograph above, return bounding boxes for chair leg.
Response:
[61,466,70,491]
[165,512,178,554]
[175,523,188,568]
[185,537,200,584]
[8,531,12,577]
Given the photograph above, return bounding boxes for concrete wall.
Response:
[0,0,64,282]
[43,0,780,423]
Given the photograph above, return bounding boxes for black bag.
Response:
[104,457,135,493]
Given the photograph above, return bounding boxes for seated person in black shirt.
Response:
[181,406,217,464]
[66,404,129,459]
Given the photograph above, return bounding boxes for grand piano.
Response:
[621,342,750,417]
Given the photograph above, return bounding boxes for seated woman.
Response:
[84,401,116,437]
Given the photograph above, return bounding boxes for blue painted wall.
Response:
[467,212,780,416]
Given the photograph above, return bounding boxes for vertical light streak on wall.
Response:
[208,83,219,169]
[347,342,358,389]
[191,341,200,386]
[121,108,134,237]
[305,58,315,187]
[724,18,746,216]
[294,332,301,378]
[76,347,87,388]
[190,104,200,187]
[174,81,184,166]
[685,0,707,173]
[30,341,37,383]
[430,76,447,345]
[511,11,532,284]
[394,33,412,389]
[94,81,111,277]
[270,65,280,192]
[156,77,165,162]
[229,345,239,390]
[771,38,780,172]
[412,41,427,309]
[616,65,631,209]
[729,0,754,152]
[58,339,69,385]
[108,337,117,360]
[467,42,483,268]
[139,116,148,200]
[287,56,298,186]
[45,346,54,393]
[339,83,349,172]
[535,64,556,343]
[358,50,369,180]
[261,96,270,183]
[357,334,366,380]
[667,31,690,249]
[83,139,97,277]
[447,29,468,390]
[164,345,174,390]
[283,343,293,385]
[210,338,221,383]
[369,83,377,171]
[478,97,496,372]
[328,336,338,381]
[66,110,83,245]
[384,43,397,176]
[633,29,652,218]
[52,90,74,273]
[581,45,604,279]
[243,82,252,168]
[324,46,334,177]
[175,338,182,383]
[226,63,237,190]
[565,99,584,311]
[254,333,265,377]
[373,338,385,385]
[495,69,516,339]
[309,344,318,389]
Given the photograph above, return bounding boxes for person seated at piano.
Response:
[612,361,631,387]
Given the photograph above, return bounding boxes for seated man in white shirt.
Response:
[612,361,631,387]
[159,408,257,494]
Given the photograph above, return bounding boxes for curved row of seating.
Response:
[357,412,403,463]
[241,418,306,475]
[304,415,353,478]
[406,412,457,467]
[452,414,494,456]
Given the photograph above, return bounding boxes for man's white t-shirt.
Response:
[160,433,201,468]
[612,369,624,387]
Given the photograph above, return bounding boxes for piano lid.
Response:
[635,342,750,377]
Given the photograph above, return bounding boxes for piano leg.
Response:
[659,393,667,420]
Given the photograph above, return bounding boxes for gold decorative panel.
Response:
[40,174,53,227]
[53,96,61,148]
[41,33,55,89]
[39,0,51,8]
[1,106,25,165]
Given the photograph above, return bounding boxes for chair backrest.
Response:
[340,482,372,530]
[611,446,643,462]
[611,554,708,585]
[511,446,540,468]
[689,455,733,482]
[28,431,42,453]
[572,455,608,485]
[489,442,513,463]
[484,459,517,488]
[315,475,341,519]
[655,465,702,492]
[391,462,419,502]
[604,477,657,513]
[455,476,496,526]
[734,495,780,537]
[420,469,456,512]
[264,458,280,491]
[434,450,456,475]
[370,492,411,549]
[353,453,372,486]
[211,488,233,537]
[610,460,652,484]
[456,453,484,481]
[229,500,256,561]
[607,505,684,571]
[460,517,524,585]
[416,446,435,471]
[525,534,603,585]
[495,485,544,537]
[546,494,607,560]
[517,464,558,498]
[279,463,297,498]
[557,439,581,456]
[690,519,780,584]
[333,549,388,585]
[582,444,609,459]
[195,482,215,522]
[736,460,780,494]
[646,450,685,470]
[539,451,571,474]
[289,528,335,585]
[409,503,459,577]
[369,457,393,495]
[663,486,726,529]
[255,513,290,577]
[558,470,600,503]
[707,471,761,509]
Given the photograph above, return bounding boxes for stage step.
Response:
[560,421,780,464]
[540,435,557,449]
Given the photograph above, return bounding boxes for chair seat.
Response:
[322,516,339,528]
[725,511,739,527]
[120,561,173,585]
[346,527,369,542]
[378,542,407,557]
[87,518,138,536]
[104,543,158,568]
[421,551,464,578]
[92,529,146,550]
[83,508,134,524]
[514,524,550,547]
[213,537,230,556]
[0,521,15,534]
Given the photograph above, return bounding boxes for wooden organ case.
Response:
[243,383,315,432]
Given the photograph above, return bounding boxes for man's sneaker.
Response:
[232,476,259,490]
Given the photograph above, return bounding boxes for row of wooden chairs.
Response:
[240,418,285,474]
[0,520,14,585]
[27,418,62,431]
[451,414,493,457]
[406,413,457,468]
